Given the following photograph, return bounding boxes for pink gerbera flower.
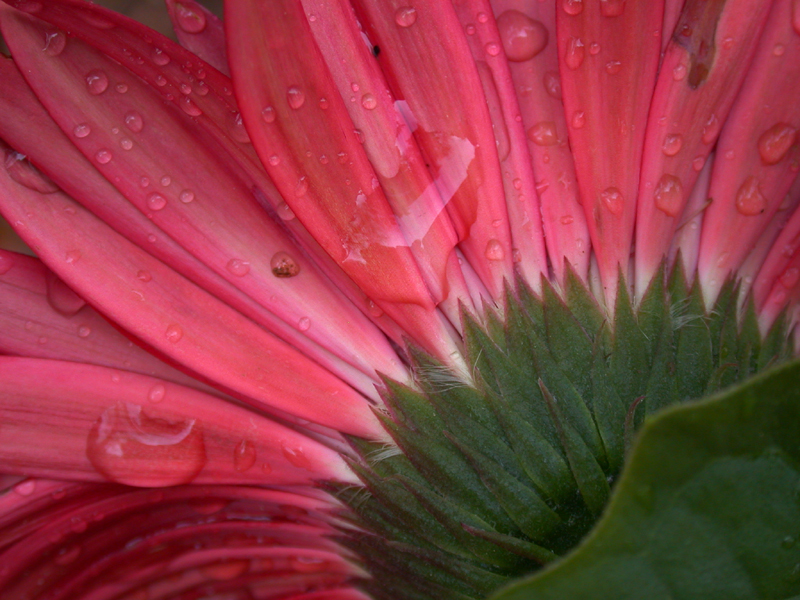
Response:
[0,0,799,598]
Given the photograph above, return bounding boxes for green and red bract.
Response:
[0,0,798,599]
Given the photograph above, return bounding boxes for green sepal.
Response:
[589,338,626,473]
[636,262,668,359]
[562,263,608,348]
[738,298,761,379]
[675,279,714,401]
[462,525,558,564]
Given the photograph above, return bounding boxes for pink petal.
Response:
[557,0,664,304]
[165,0,228,74]
[696,0,800,303]
[633,0,773,298]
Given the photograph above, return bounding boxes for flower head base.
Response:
[0,0,798,599]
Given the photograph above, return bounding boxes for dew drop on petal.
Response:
[269,155,281,166]
[165,324,183,343]
[562,0,583,15]
[146,193,166,211]
[701,113,720,144]
[148,384,166,403]
[477,11,489,23]
[662,133,683,156]
[85,69,109,95]
[672,63,687,80]
[287,86,305,109]
[175,2,207,33]
[281,442,313,470]
[277,202,296,220]
[653,174,683,217]
[367,300,384,317]
[297,316,311,331]
[151,47,170,66]
[543,71,562,98]
[295,176,309,196]
[395,6,417,27]
[735,176,766,216]
[565,37,585,70]
[96,149,112,164]
[527,121,558,146]
[233,439,257,472]
[120,137,133,150]
[271,252,300,277]
[560,215,574,225]
[180,96,203,116]
[73,123,91,138]
[484,239,505,261]
[179,189,195,203]
[600,187,624,215]
[65,249,82,264]
[605,60,622,75]
[124,111,144,133]
[137,270,152,282]
[86,402,206,487]
[43,31,66,56]
[589,42,601,55]
[228,112,250,143]
[226,258,251,277]
[758,123,797,165]
[77,325,91,338]
[692,155,705,171]
[13,479,36,496]
[571,111,586,129]
[485,42,501,56]
[361,93,377,110]
[496,10,548,62]
[261,106,276,123]
[600,0,626,16]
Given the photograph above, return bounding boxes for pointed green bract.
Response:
[333,272,793,599]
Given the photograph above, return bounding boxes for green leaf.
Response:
[490,360,800,600]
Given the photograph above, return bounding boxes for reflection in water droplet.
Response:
[175,2,207,33]
[543,71,562,99]
[600,187,624,215]
[563,0,583,15]
[528,121,558,146]
[78,325,91,338]
[65,250,82,264]
[653,174,683,217]
[395,6,417,27]
[146,193,167,211]
[85,69,109,95]
[662,133,683,156]
[735,176,766,216]
[125,111,144,133]
[226,258,251,277]
[496,10,548,62]
[271,252,300,277]
[165,324,183,343]
[287,86,305,109]
[233,439,257,472]
[484,239,505,261]
[43,30,67,56]
[148,383,166,403]
[565,37,585,70]
[281,442,313,470]
[261,106,276,123]
[758,123,797,165]
[86,402,206,487]
[179,189,195,203]
[297,316,311,331]
[180,96,203,116]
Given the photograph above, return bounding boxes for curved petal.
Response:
[165,0,228,74]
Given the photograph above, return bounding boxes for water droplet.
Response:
[136,270,152,282]
[277,202,295,220]
[13,479,36,496]
[295,176,309,196]
[758,123,797,165]
[261,106,277,125]
[484,239,505,261]
[353,128,366,144]
[600,0,626,17]
[692,155,705,171]
[228,112,250,143]
[600,187,624,215]
[179,189,195,203]
[155,74,167,87]
[783,535,797,550]
[527,121,558,146]
[496,10,548,62]
[165,324,183,343]
[653,174,683,217]
[780,267,800,288]
[589,41,601,55]
[563,0,583,15]
[701,113,720,144]
[367,300,384,317]
[571,111,586,129]
[271,252,300,277]
[361,93,377,110]
[86,402,206,487]
[287,86,305,109]
[43,30,66,56]
[120,137,133,150]
[226,258,251,277]
[395,6,418,27]
[281,442,313,470]
[477,11,489,23]
[773,43,786,56]
[485,41,501,56]
[74,123,91,138]
[290,555,327,573]
[180,95,203,116]
[297,316,311,331]
[151,47,170,66]
[605,60,622,74]
[65,249,82,264]
[174,2,207,33]
[95,149,112,164]
[662,133,683,156]
[148,383,166,403]
[78,325,91,338]
[0,253,14,275]
[146,192,166,211]
[124,111,144,133]
[672,63,687,80]
[85,69,109,95]
[735,176,766,216]
[465,24,476,35]
[565,37,585,70]
[233,439,257,472]
[560,215,574,225]
[543,71,562,99]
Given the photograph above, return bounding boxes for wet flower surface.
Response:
[0,0,799,599]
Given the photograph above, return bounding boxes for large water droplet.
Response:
[175,2,207,33]
[543,71,562,99]
[226,258,251,277]
[146,192,167,211]
[13,479,36,496]
[271,252,300,277]
[600,187,624,215]
[43,30,66,56]
[735,176,766,216]
[297,316,311,331]
[361,93,377,110]
[233,439,257,472]
[73,123,91,138]
[85,69,109,95]
[484,239,505,261]
[653,174,683,217]
[565,37,585,70]
[758,123,797,165]
[496,10,548,62]
[148,383,166,403]
[527,121,558,146]
[86,402,206,487]
[180,96,203,116]
[124,111,144,133]
[562,0,583,16]
[701,113,720,144]
[395,6,418,27]
[281,442,313,470]
[600,0,626,17]
[165,323,183,343]
[287,86,305,109]
[662,133,683,156]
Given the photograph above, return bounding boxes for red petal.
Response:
[165,0,228,74]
